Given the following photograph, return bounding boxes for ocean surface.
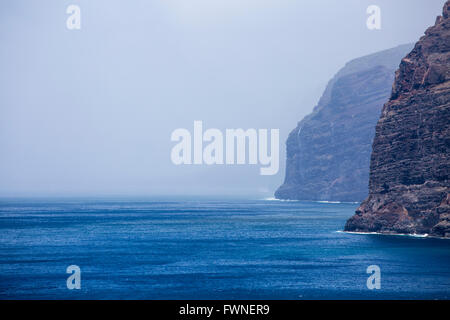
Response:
[0,198,449,300]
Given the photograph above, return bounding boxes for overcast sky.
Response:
[0,0,445,197]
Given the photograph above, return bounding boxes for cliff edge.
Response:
[345,1,450,237]
[275,44,413,202]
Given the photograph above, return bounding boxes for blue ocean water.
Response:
[0,198,449,300]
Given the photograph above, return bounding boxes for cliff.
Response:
[345,1,450,237]
[275,44,413,202]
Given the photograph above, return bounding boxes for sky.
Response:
[0,0,445,197]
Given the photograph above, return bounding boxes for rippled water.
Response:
[0,198,449,299]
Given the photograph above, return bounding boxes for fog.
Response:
[0,0,445,197]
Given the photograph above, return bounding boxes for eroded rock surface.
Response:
[345,1,450,237]
[276,44,413,202]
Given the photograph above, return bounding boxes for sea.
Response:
[0,198,449,300]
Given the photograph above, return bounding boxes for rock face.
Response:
[345,1,450,238]
[275,44,413,202]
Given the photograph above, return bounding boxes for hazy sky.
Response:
[0,0,445,197]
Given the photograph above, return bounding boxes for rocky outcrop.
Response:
[275,44,413,202]
[345,1,450,238]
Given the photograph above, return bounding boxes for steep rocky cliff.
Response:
[275,44,413,202]
[345,1,450,238]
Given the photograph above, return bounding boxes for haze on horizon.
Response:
[0,0,445,197]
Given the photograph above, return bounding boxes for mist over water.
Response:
[0,0,445,197]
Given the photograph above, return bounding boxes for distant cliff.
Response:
[345,1,450,238]
[275,44,413,202]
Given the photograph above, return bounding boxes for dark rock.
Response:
[345,0,450,238]
[275,44,413,202]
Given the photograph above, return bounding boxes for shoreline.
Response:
[338,230,449,240]
[263,197,360,204]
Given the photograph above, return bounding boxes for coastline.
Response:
[264,197,359,204]
[338,230,450,240]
